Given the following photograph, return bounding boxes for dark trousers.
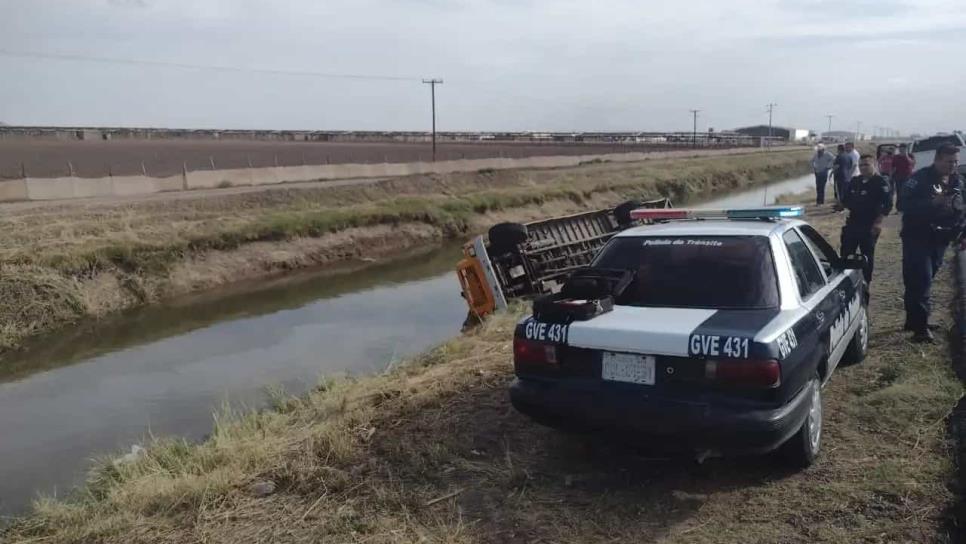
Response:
[814,170,829,204]
[841,224,879,283]
[834,174,849,203]
[902,237,947,331]
[892,174,908,209]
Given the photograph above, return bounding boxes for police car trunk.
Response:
[510,206,862,456]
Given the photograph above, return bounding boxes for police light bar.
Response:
[630,205,805,221]
[726,206,805,219]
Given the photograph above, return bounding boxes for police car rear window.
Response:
[592,235,780,309]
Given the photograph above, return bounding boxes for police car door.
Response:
[797,224,859,373]
[781,228,843,380]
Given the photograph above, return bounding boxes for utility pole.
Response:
[855,121,862,142]
[826,114,833,138]
[422,78,443,161]
[689,109,700,148]
[766,103,777,148]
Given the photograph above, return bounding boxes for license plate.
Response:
[601,352,656,385]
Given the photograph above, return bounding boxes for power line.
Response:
[0,48,422,82]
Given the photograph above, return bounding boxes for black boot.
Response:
[911,329,935,344]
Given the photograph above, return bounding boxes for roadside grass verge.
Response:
[3,207,961,543]
[0,151,808,353]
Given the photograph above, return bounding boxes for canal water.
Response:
[0,174,814,515]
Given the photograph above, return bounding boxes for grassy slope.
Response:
[0,151,808,354]
[4,206,962,543]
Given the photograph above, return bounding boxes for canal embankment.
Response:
[0,149,809,355]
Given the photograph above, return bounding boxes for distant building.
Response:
[733,125,810,142]
[822,130,868,142]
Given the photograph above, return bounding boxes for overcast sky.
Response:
[1,0,964,134]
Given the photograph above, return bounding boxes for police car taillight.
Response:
[513,338,558,366]
[705,359,781,388]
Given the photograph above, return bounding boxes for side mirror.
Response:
[840,254,867,270]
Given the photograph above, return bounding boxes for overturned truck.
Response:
[456,198,672,321]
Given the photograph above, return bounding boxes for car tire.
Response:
[488,222,528,253]
[841,304,869,366]
[613,200,642,227]
[779,375,822,469]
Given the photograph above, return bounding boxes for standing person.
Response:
[841,155,892,283]
[877,147,895,179]
[846,141,861,179]
[810,143,835,204]
[892,143,916,209]
[900,145,965,343]
[833,144,854,204]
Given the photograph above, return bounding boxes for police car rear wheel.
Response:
[780,375,822,469]
[842,305,869,365]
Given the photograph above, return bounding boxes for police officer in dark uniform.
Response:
[841,154,891,283]
[900,145,965,343]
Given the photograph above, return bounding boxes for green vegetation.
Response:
[3,208,960,543]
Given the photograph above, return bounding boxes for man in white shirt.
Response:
[809,143,835,204]
[845,141,861,178]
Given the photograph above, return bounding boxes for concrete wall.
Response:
[4,146,807,203]
[0,179,27,201]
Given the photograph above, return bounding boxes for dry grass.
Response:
[3,206,962,543]
[0,151,809,353]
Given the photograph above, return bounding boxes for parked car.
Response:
[509,206,868,468]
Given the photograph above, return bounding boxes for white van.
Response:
[911,133,966,174]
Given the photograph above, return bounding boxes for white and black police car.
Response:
[510,206,868,467]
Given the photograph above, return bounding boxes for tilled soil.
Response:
[0,139,738,179]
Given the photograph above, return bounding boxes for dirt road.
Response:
[0,174,391,211]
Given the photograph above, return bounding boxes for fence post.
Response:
[300,153,306,166]
[209,156,216,170]
[140,161,147,176]
[67,161,75,177]
[107,163,113,178]
[182,161,189,190]
[20,162,26,179]
[246,155,253,169]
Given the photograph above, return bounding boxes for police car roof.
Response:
[615,218,802,238]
